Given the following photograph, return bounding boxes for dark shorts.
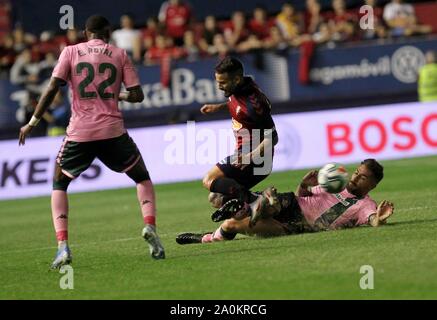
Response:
[216,152,271,189]
[56,133,142,178]
[274,192,313,235]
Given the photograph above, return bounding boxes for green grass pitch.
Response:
[1,156,437,299]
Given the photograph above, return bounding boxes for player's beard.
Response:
[222,82,238,97]
[346,181,361,197]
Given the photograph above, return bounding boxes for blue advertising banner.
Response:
[118,53,290,116]
[288,37,437,101]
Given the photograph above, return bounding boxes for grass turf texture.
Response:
[1,156,437,299]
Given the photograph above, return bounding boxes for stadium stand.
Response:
[0,0,436,140]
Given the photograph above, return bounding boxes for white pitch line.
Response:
[396,205,437,212]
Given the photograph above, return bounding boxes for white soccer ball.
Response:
[317,163,349,194]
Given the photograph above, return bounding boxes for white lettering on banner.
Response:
[1,102,436,200]
[119,68,223,109]
[310,45,427,85]
[391,46,426,84]
[310,57,391,85]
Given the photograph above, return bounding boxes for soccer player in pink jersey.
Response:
[176,159,395,244]
[18,15,165,267]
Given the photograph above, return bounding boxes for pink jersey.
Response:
[52,39,140,142]
[297,186,377,230]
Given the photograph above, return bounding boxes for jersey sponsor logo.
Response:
[313,197,359,230]
[232,118,243,131]
[334,193,351,206]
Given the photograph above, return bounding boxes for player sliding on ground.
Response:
[176,159,395,244]
[200,57,279,224]
[18,15,165,267]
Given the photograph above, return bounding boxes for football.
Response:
[317,163,349,194]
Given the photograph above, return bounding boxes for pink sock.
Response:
[137,180,156,226]
[51,190,69,241]
[201,233,213,243]
[202,227,224,243]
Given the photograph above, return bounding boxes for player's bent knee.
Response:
[221,219,241,233]
[208,192,224,208]
[202,175,212,190]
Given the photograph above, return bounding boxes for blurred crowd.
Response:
[0,0,434,136]
[1,0,434,73]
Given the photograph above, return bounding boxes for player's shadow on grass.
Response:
[384,218,437,226]
[169,236,303,260]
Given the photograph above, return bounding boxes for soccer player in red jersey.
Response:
[200,57,279,235]
[19,15,165,268]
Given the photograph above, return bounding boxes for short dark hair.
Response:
[215,57,244,77]
[85,15,110,34]
[361,159,384,184]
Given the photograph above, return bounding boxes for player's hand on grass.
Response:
[376,200,394,222]
[301,170,319,188]
[18,124,34,146]
[200,104,220,114]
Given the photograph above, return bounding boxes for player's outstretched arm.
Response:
[296,170,318,197]
[119,85,144,103]
[369,200,395,227]
[18,77,64,146]
[200,103,228,114]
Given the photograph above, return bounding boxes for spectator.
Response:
[144,34,184,65]
[359,0,388,40]
[208,33,230,58]
[37,52,57,83]
[304,0,321,33]
[223,11,250,49]
[12,26,36,53]
[158,0,192,46]
[306,0,325,35]
[0,34,16,78]
[141,17,160,52]
[276,3,302,42]
[263,26,287,50]
[181,30,199,61]
[312,22,333,44]
[418,50,437,102]
[328,0,357,42]
[10,48,39,87]
[112,14,142,63]
[58,28,82,51]
[383,0,432,37]
[33,31,60,61]
[236,34,263,53]
[248,6,274,41]
[198,15,221,53]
